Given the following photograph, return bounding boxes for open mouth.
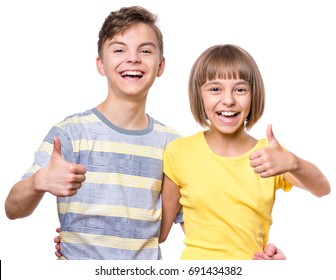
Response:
[120,70,144,79]
[216,111,239,117]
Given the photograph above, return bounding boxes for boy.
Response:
[5,6,180,260]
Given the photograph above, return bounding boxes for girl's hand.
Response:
[249,124,293,177]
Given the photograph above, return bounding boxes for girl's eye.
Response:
[234,87,249,95]
[209,87,220,93]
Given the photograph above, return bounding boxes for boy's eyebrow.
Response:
[108,41,158,48]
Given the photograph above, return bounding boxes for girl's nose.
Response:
[221,92,236,105]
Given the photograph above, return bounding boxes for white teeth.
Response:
[121,70,143,76]
[219,111,236,116]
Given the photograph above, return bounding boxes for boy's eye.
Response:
[114,49,124,53]
[140,49,152,54]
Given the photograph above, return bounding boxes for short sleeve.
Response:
[163,139,180,186]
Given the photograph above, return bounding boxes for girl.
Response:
[159,44,330,260]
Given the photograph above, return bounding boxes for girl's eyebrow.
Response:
[234,80,250,86]
[204,81,221,86]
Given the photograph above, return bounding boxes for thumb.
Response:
[264,243,276,257]
[51,137,63,159]
[266,124,279,147]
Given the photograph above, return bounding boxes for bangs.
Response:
[199,46,253,84]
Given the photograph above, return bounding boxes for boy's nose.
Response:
[127,52,141,63]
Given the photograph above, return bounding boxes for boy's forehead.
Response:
[109,23,158,43]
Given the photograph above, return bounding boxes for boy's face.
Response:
[96,23,165,98]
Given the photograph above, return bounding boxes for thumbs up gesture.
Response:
[249,125,292,178]
[37,137,87,196]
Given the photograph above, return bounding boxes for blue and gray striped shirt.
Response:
[23,108,181,259]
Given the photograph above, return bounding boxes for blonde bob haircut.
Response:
[188,44,265,130]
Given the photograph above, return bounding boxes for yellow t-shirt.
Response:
[163,132,292,260]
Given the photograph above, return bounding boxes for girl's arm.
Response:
[159,175,181,243]
[250,125,330,197]
[283,156,330,197]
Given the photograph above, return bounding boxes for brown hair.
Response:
[188,44,265,130]
[97,6,163,59]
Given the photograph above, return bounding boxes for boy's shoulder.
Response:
[56,108,98,126]
[62,108,95,120]
[151,117,181,137]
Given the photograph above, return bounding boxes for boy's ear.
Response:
[157,56,165,77]
[96,56,106,76]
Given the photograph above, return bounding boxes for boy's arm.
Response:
[249,125,330,197]
[159,175,181,243]
[5,137,86,219]
[5,175,46,219]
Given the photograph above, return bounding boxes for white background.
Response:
[1,0,335,279]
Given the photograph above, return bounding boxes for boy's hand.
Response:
[252,243,286,260]
[37,137,87,196]
[54,227,62,259]
[249,125,292,178]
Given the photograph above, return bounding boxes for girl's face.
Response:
[201,78,251,135]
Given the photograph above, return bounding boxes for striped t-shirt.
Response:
[23,108,181,259]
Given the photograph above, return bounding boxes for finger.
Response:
[54,236,60,243]
[249,151,258,161]
[70,164,87,175]
[249,149,262,161]
[252,165,267,174]
[71,182,83,190]
[51,137,63,159]
[266,124,280,147]
[252,252,269,260]
[259,171,271,178]
[264,243,276,257]
[59,189,78,197]
[253,167,273,178]
[69,189,78,196]
[249,156,263,168]
[75,173,86,183]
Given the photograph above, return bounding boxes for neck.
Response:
[96,95,148,130]
[204,128,257,157]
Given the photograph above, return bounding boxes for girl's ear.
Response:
[96,56,106,76]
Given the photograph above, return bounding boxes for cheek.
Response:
[241,97,252,116]
[202,98,218,118]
